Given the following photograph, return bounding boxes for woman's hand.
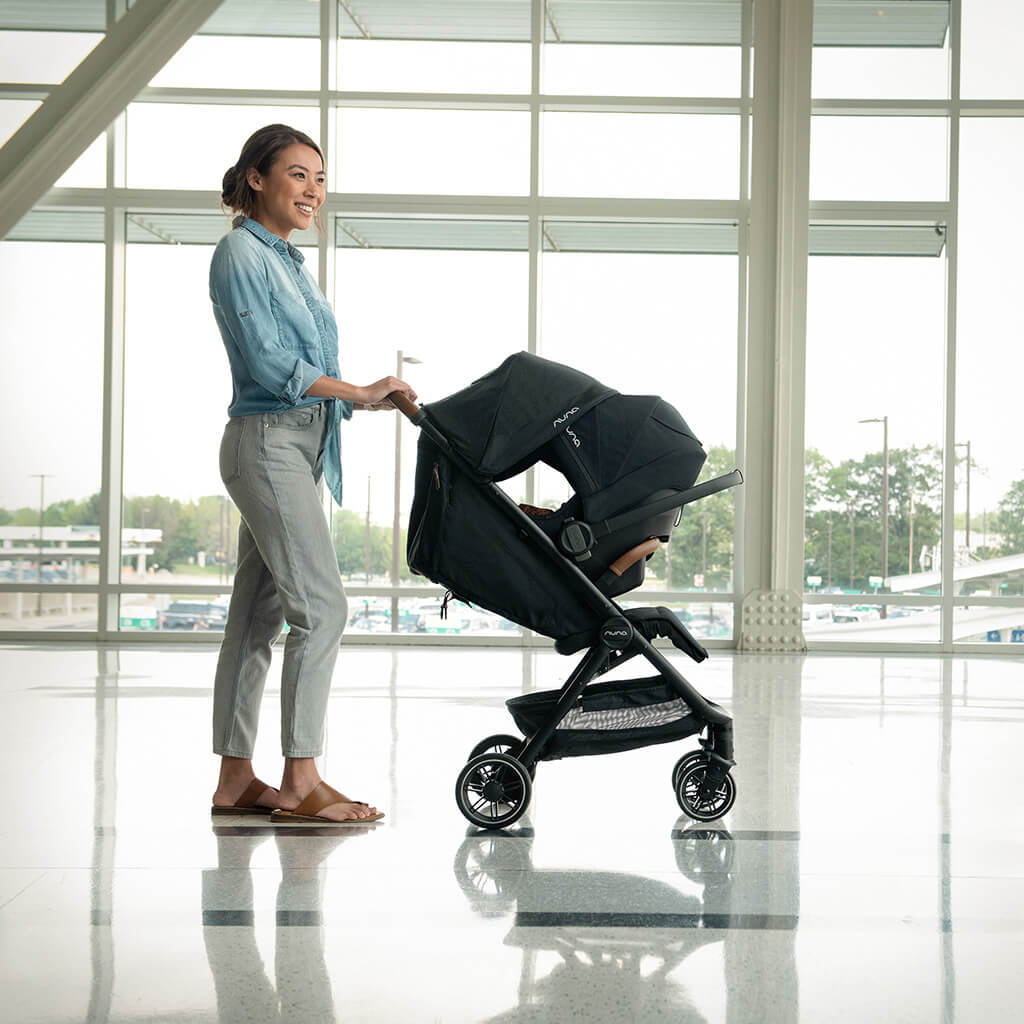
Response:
[355,376,418,410]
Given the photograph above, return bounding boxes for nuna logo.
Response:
[553,406,579,429]
[566,427,581,448]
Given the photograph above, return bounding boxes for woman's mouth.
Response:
[296,203,315,216]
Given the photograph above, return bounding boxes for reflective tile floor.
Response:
[0,643,1022,1023]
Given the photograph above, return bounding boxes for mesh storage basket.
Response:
[506,676,701,759]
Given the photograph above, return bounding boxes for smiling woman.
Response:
[208,123,418,826]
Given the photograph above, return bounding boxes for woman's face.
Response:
[246,142,325,240]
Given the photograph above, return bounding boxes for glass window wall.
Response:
[804,255,946,637]
[542,113,740,199]
[0,240,104,631]
[8,4,1024,651]
[954,119,1024,636]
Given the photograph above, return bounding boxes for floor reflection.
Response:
[452,820,790,1022]
[202,826,372,1024]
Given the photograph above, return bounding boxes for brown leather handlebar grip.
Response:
[387,391,421,420]
[608,537,661,577]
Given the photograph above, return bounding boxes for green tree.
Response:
[804,445,942,592]
[648,444,737,591]
[995,479,1024,557]
[332,508,393,578]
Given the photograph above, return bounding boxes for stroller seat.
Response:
[523,487,682,599]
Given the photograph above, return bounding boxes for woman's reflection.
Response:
[202,825,372,1023]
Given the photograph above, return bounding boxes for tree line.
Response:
[2,442,1022,591]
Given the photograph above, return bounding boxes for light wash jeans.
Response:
[212,402,348,758]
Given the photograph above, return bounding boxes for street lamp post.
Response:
[955,440,971,553]
[392,351,422,632]
[30,474,52,615]
[859,417,888,619]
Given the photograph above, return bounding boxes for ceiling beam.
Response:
[0,0,225,239]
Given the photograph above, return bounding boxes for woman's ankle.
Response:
[218,755,255,784]
[281,757,320,793]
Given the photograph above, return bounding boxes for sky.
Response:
[1,9,1024,526]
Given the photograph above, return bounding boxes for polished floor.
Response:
[0,642,1021,1023]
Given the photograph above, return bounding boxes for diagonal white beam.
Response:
[0,0,225,239]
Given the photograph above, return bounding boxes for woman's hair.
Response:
[221,123,327,233]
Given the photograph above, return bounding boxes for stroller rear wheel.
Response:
[468,734,536,778]
[675,761,736,822]
[456,752,532,830]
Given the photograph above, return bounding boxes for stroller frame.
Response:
[392,391,740,829]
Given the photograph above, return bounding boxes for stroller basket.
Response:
[507,677,700,760]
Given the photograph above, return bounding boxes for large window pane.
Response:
[956,119,1024,586]
[544,44,740,97]
[543,113,739,199]
[0,240,104,609]
[954,606,1024,644]
[0,30,103,83]
[802,602,940,643]
[804,256,946,635]
[540,251,738,598]
[0,99,105,188]
[810,117,947,201]
[334,246,528,583]
[0,592,97,631]
[147,35,320,91]
[338,40,530,93]
[961,0,1024,99]
[336,108,530,195]
[812,47,948,100]
[126,104,321,190]
[121,237,316,590]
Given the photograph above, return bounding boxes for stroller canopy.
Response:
[423,352,706,522]
[422,352,615,478]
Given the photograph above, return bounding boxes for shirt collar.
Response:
[235,215,304,264]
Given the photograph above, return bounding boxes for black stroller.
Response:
[392,353,742,829]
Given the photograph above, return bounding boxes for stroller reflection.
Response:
[453,823,735,1023]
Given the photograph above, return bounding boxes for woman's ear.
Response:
[246,168,262,192]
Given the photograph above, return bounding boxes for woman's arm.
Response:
[305,374,417,409]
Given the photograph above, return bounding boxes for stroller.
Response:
[393,353,742,829]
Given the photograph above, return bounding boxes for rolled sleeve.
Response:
[211,243,323,405]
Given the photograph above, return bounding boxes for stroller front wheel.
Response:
[675,761,736,822]
[468,733,536,778]
[671,750,707,791]
[456,752,533,830]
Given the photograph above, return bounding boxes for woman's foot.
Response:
[212,756,279,810]
[278,758,380,822]
[276,782,380,821]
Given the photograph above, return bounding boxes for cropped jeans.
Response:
[212,402,348,759]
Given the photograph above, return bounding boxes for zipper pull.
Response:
[432,464,441,490]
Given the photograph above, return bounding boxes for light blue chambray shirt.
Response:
[209,216,353,506]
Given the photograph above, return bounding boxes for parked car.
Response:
[159,601,227,630]
[831,605,880,624]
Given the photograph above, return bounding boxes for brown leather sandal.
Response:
[270,781,385,824]
[210,777,277,816]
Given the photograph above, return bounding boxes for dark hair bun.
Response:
[221,165,239,200]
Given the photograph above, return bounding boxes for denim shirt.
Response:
[210,216,353,505]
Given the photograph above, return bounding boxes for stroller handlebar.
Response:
[388,390,423,423]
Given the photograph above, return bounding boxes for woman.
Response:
[209,124,416,823]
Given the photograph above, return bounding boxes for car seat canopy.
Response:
[421,351,617,477]
[421,352,707,521]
